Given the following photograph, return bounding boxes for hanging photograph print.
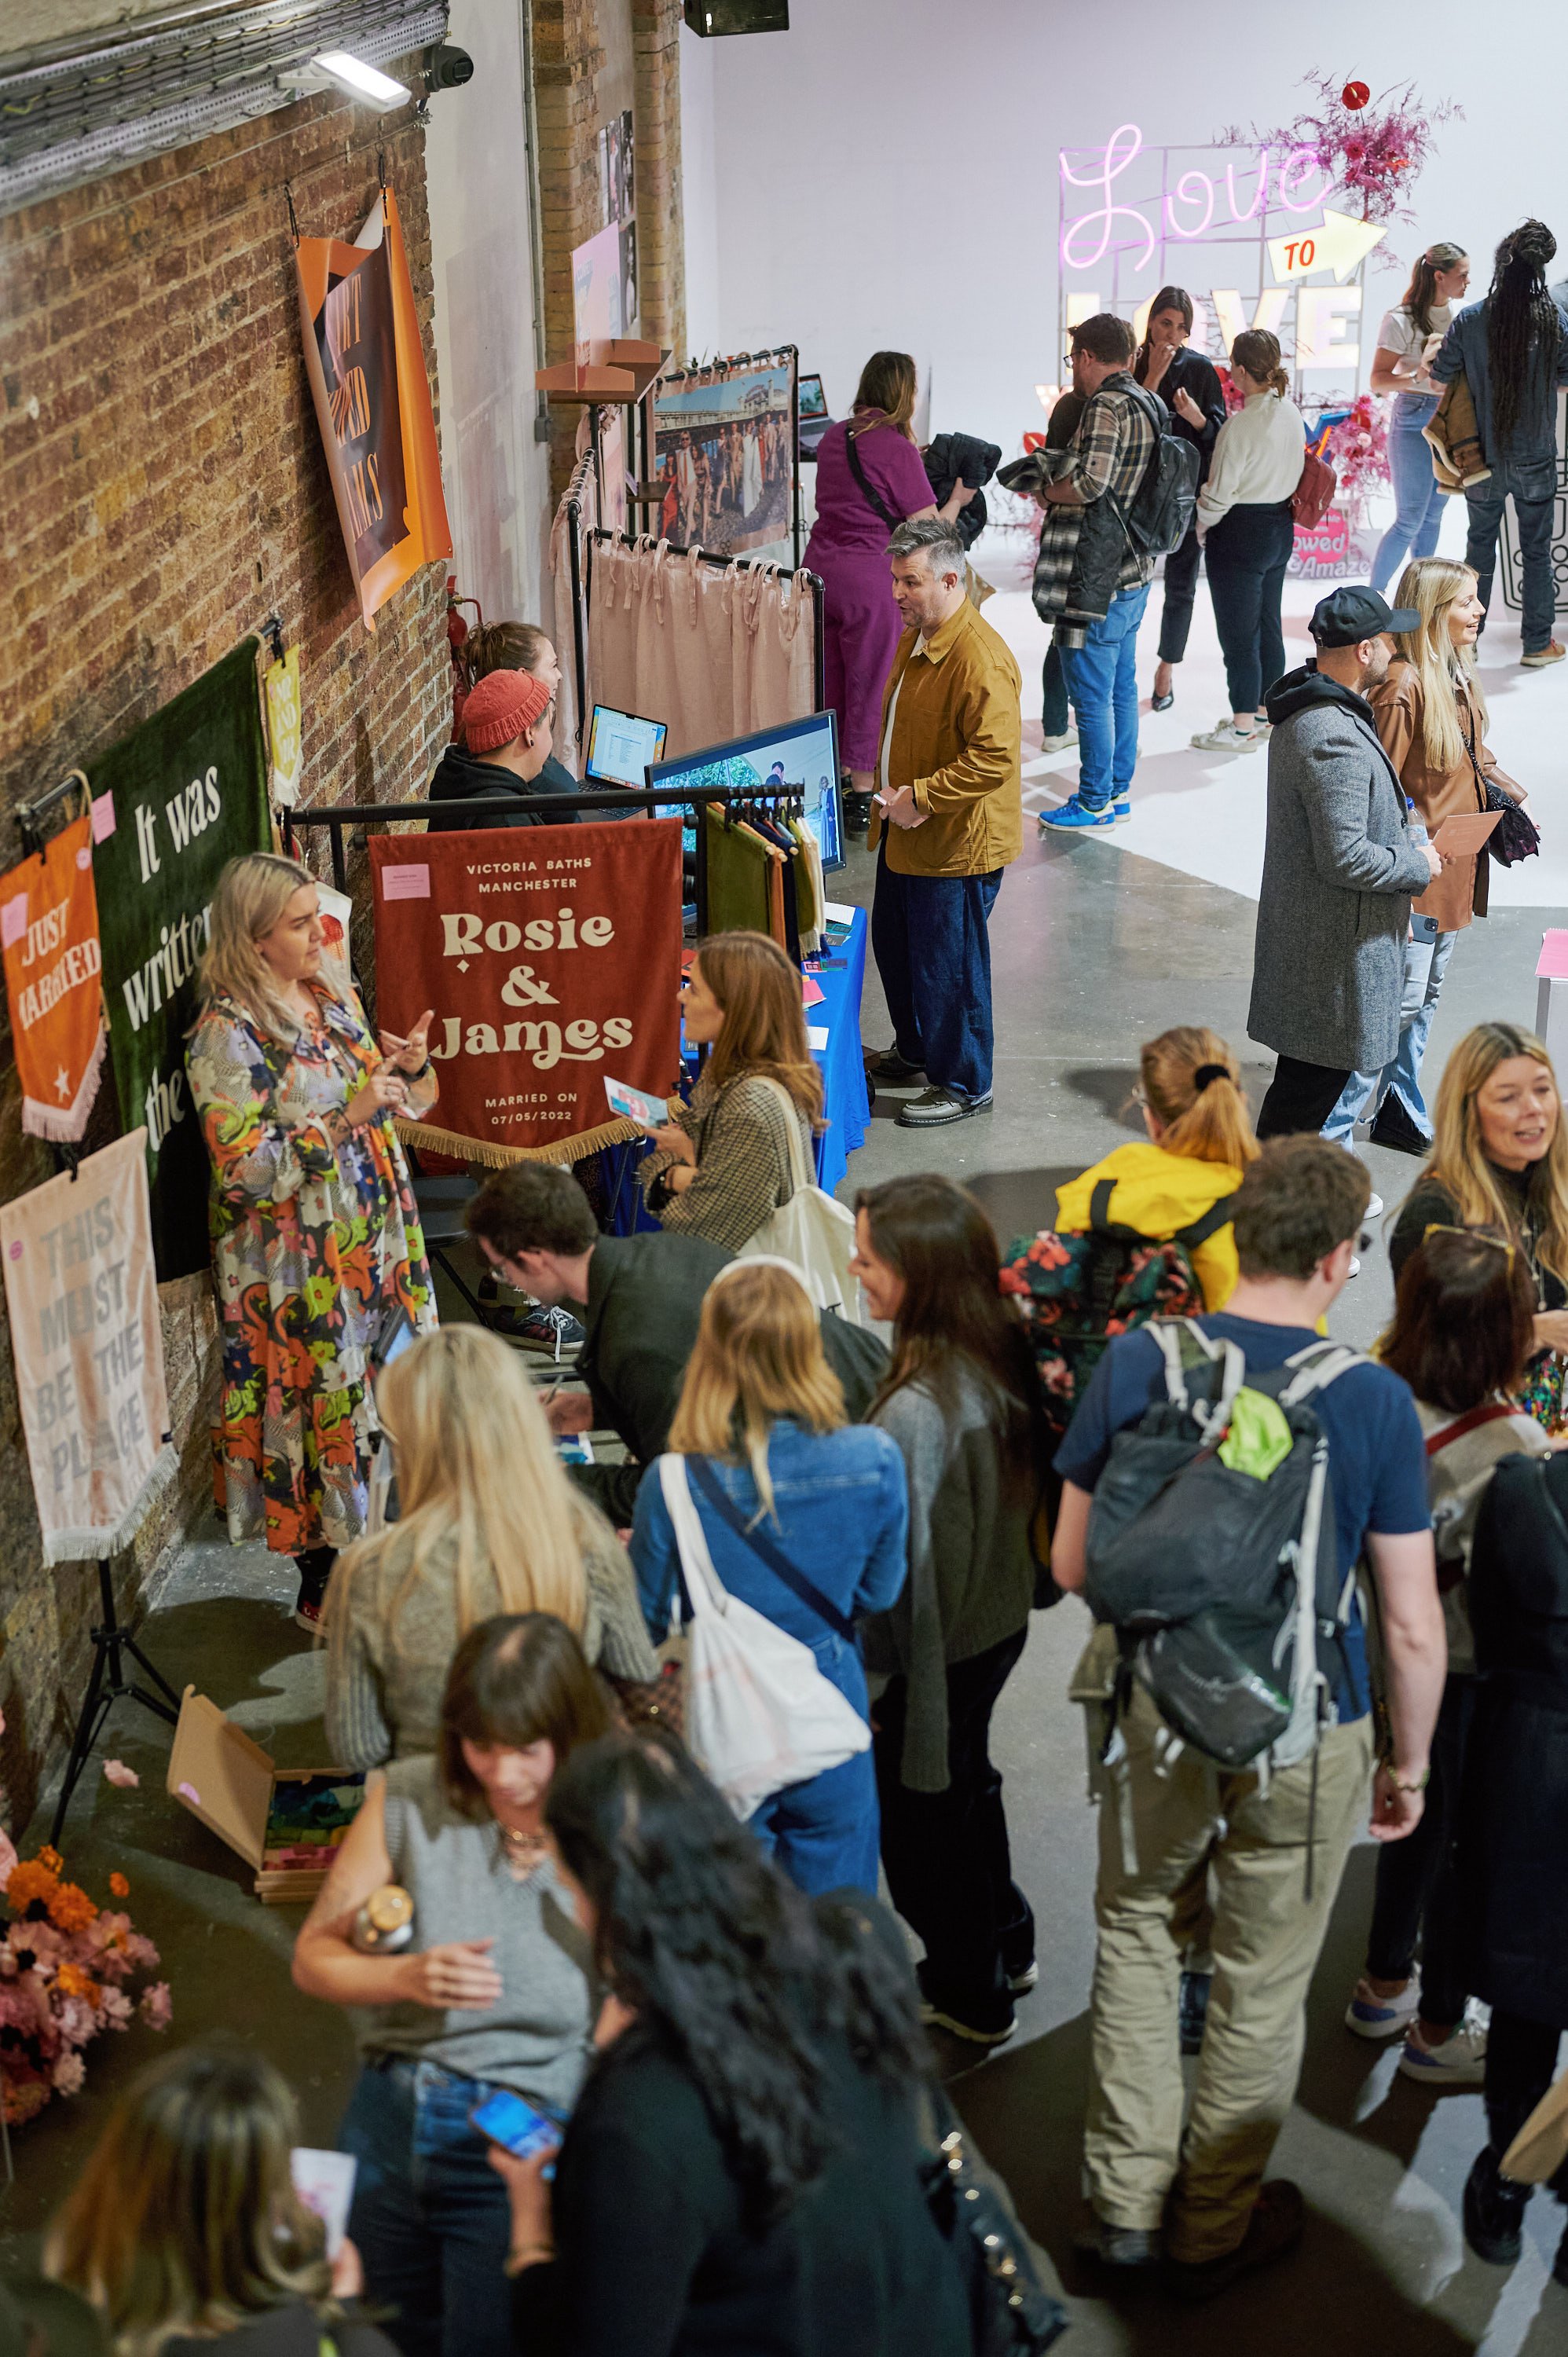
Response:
[294,184,452,629]
[652,357,797,563]
[90,639,271,1281]
[0,801,107,1142]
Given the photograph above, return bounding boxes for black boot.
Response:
[843,788,873,837]
[1367,1094,1432,1157]
[293,1546,337,1635]
[1463,2145,1530,2264]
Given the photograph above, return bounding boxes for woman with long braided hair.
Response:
[1431,219,1568,667]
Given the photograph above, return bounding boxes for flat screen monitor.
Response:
[647,710,843,874]
[584,703,669,788]
[797,372,828,420]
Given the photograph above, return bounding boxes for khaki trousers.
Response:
[1085,1686,1374,2263]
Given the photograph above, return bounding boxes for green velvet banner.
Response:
[90,640,270,1280]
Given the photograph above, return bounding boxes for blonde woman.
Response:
[47,2043,396,2356]
[1390,1022,1568,1431]
[188,853,438,1631]
[639,929,825,1252]
[1055,1025,1259,1312]
[630,1259,908,1894]
[1191,328,1307,753]
[1325,559,1530,1154]
[324,1328,654,1769]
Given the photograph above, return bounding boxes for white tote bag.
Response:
[658,1454,870,1820]
[735,1078,862,1321]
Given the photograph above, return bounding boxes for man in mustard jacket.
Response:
[868,517,1023,1127]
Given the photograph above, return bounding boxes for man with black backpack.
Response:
[1035,311,1196,832]
[1050,1138,1445,2299]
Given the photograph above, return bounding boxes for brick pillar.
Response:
[632,0,685,361]
[533,0,607,493]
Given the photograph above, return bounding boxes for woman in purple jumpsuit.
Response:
[805,353,970,830]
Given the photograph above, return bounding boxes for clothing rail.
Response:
[586,527,826,717]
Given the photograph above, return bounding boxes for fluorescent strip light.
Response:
[311,50,411,110]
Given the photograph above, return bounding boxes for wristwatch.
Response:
[1388,1765,1430,1794]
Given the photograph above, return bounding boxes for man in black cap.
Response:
[1247,587,1445,1140]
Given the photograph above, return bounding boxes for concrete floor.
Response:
[5,553,1566,2351]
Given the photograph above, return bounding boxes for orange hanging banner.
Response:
[0,802,107,1142]
[294,183,451,629]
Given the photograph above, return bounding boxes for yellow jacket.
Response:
[867,597,1023,878]
[1054,1142,1243,1311]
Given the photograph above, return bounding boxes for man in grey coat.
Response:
[1248,586,1445,1138]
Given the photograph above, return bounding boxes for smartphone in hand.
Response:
[471,2089,562,2176]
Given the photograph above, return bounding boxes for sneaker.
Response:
[1521,639,1565,669]
[1398,2007,1488,2086]
[1190,720,1262,753]
[1165,2179,1305,2302]
[1006,1959,1039,1995]
[1039,728,1079,753]
[511,1303,585,1358]
[1365,1192,1383,1219]
[866,1047,925,1085]
[1179,1968,1212,2057]
[918,1965,1017,2047]
[1345,1974,1420,2040]
[1072,2208,1163,2270]
[1368,1096,1431,1157]
[1347,1255,1361,1279]
[294,1595,325,1637]
[1464,2145,1530,2264]
[896,1086,993,1129]
[1110,797,1131,823]
[1039,794,1114,830]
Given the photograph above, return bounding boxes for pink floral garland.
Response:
[1221,74,1461,225]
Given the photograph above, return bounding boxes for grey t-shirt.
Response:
[349,1755,594,2113]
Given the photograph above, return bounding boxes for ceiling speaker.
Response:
[683,1,789,34]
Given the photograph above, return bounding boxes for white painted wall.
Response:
[683,0,1568,457]
[424,0,551,629]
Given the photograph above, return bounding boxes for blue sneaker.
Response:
[1112,797,1131,823]
[1039,795,1114,830]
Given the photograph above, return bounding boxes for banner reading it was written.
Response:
[295,185,451,630]
[90,640,271,1280]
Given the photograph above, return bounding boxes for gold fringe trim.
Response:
[394,1113,643,1168]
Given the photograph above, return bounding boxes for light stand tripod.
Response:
[49,1556,180,1848]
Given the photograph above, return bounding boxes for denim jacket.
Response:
[630,1420,910,1714]
[1431,297,1568,471]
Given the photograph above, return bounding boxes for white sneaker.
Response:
[1346,1974,1420,2040]
[1039,728,1079,753]
[1398,2005,1489,2087]
[1365,1193,1383,1219]
[1347,1255,1361,1278]
[1191,720,1262,753]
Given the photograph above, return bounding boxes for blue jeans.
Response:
[1464,456,1561,652]
[751,1746,879,1893]
[339,2058,522,2357]
[1322,926,1457,1143]
[1371,394,1443,593]
[871,849,1002,1099]
[1057,581,1152,810]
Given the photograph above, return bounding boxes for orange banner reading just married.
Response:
[0,804,107,1143]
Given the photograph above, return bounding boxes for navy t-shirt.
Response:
[1054,1314,1431,1722]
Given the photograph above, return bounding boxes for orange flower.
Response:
[108,1873,129,1899]
[46,1882,98,1934]
[53,1961,101,2005]
[36,1846,62,1874]
[6,1860,60,1914]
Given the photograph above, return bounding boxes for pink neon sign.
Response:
[1059,124,1332,269]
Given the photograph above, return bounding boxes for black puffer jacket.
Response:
[923,431,1002,550]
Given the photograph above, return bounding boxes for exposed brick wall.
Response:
[0,85,451,1828]
[533,0,686,498]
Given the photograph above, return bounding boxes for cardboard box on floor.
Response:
[166,1686,364,1904]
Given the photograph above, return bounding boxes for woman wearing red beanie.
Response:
[427,656,572,834]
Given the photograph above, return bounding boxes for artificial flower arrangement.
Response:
[1221,75,1460,225]
[0,1845,170,2124]
[1321,394,1391,504]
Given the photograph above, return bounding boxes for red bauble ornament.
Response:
[1342,79,1370,108]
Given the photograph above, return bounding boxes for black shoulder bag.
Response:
[843,424,902,529]
[1461,699,1539,867]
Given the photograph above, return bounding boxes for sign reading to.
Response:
[370,820,683,1162]
[90,639,271,1279]
[0,1131,173,1566]
[0,806,106,1142]
[295,186,451,630]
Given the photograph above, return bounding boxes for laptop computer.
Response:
[584,703,669,789]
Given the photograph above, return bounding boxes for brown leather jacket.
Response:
[1368,656,1522,933]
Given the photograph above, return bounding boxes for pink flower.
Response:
[139,1981,172,2033]
[0,1831,17,1893]
[101,1761,140,1789]
[50,2051,85,2096]
[54,1996,97,2046]
[124,1933,159,1972]
[98,1988,133,2030]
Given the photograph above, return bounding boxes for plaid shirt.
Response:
[1034,373,1157,645]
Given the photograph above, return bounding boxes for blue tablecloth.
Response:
[596,905,869,1233]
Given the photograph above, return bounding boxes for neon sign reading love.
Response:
[1060,123,1333,269]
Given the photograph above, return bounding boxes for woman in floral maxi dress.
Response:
[188,854,438,1629]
